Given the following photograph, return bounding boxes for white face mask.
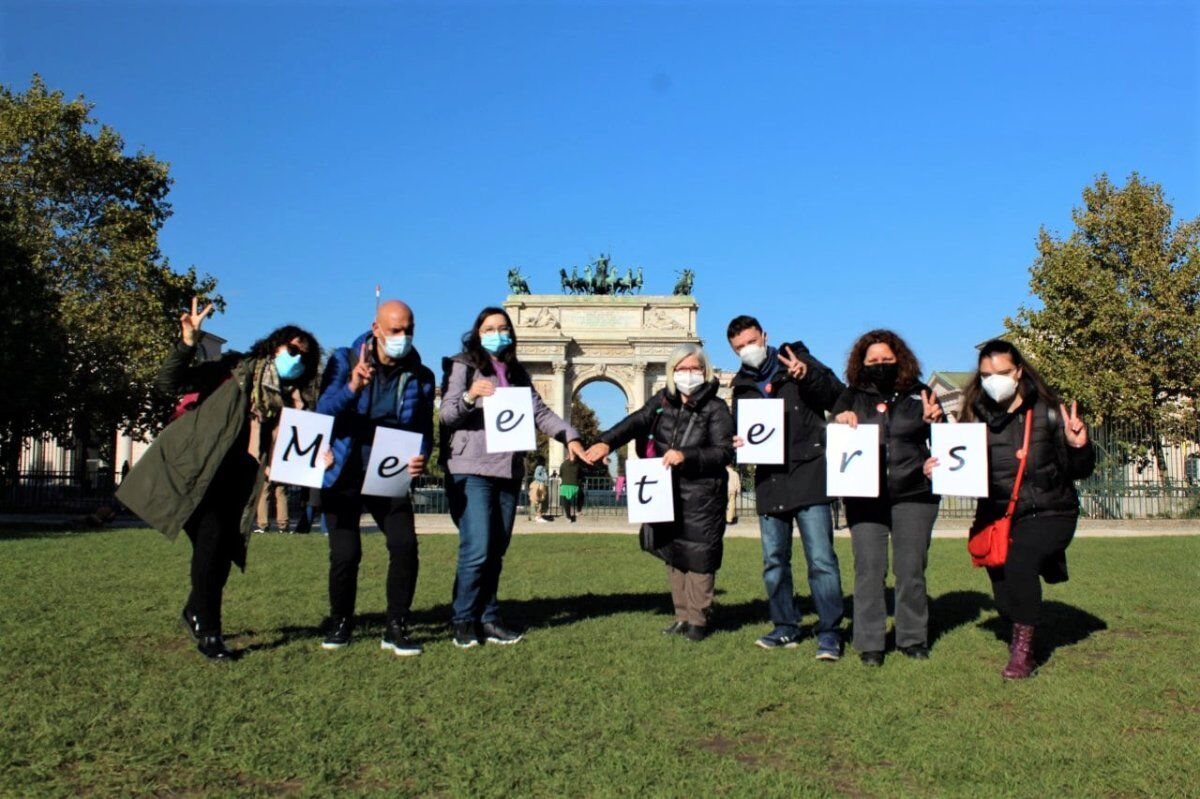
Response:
[981,373,1018,404]
[738,343,768,370]
[674,371,705,396]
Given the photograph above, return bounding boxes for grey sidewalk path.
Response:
[2,514,1197,538]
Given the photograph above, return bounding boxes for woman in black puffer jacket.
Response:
[926,339,1095,680]
[583,344,734,641]
[831,330,944,667]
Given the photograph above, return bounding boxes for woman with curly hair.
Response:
[831,330,943,666]
[118,299,321,660]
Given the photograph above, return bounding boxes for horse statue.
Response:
[559,268,574,294]
[507,267,531,295]
[672,269,694,296]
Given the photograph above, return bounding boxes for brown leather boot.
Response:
[1002,622,1036,679]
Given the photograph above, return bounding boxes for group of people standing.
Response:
[117,299,1095,681]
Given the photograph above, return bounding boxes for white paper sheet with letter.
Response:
[626,458,675,524]
[931,423,989,498]
[825,423,880,498]
[361,427,425,498]
[736,398,785,465]
[268,408,335,489]
[483,387,536,453]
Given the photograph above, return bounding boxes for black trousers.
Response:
[182,449,258,636]
[322,480,418,622]
[986,514,1076,625]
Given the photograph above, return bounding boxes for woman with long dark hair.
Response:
[439,306,586,648]
[831,330,943,666]
[926,339,1095,679]
[117,299,321,660]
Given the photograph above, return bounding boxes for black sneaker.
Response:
[197,635,237,661]
[898,644,930,660]
[381,619,423,657]
[662,621,689,635]
[481,621,524,645]
[321,616,353,650]
[180,606,201,642]
[252,525,267,534]
[453,621,481,649]
[684,624,708,642]
[860,650,885,667]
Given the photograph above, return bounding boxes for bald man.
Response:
[316,300,436,656]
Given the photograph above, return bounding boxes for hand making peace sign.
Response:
[920,390,944,424]
[777,345,807,381]
[180,297,214,346]
[348,342,376,393]
[1059,401,1088,448]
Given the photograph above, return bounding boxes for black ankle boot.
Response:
[197,635,236,661]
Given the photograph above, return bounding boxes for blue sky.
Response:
[3,0,1197,429]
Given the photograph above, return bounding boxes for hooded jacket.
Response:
[439,354,579,481]
[972,386,1096,521]
[830,380,940,505]
[317,331,436,490]
[730,341,846,513]
[116,341,267,569]
[599,379,734,573]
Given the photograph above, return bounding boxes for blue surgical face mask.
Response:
[274,350,304,381]
[382,334,412,359]
[481,332,513,355]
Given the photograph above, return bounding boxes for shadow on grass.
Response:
[234,587,1103,662]
[977,601,1108,666]
[240,591,794,652]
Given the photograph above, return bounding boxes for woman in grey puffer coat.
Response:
[440,306,586,649]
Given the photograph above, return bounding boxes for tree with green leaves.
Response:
[1006,172,1200,481]
[0,75,221,479]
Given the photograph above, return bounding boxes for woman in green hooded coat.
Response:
[117,300,321,660]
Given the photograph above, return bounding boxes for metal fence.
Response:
[4,421,1198,521]
[1,469,118,514]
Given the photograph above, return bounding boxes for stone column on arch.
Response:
[549,361,569,473]
[624,362,648,462]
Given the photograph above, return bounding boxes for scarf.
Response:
[245,356,317,462]
[742,345,780,397]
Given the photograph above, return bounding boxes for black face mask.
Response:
[863,362,899,390]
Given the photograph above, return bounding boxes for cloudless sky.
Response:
[3,0,1198,428]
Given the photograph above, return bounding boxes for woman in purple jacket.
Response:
[440,307,586,649]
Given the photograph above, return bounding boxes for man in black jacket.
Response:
[727,315,847,659]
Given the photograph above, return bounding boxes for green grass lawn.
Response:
[0,527,1197,798]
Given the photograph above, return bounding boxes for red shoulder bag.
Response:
[967,410,1032,568]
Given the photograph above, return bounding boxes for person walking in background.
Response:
[316,299,435,657]
[583,344,734,641]
[527,456,550,522]
[254,481,289,533]
[725,465,742,525]
[440,306,586,649]
[293,487,325,534]
[727,315,848,659]
[558,457,581,522]
[116,299,321,660]
[831,330,943,667]
[928,339,1095,679]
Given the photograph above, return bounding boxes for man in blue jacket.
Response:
[317,300,435,656]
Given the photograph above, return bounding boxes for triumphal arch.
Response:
[503,260,699,470]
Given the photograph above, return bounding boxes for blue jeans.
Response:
[759,504,844,635]
[448,474,520,625]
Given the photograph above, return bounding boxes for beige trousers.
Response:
[667,565,716,628]
[256,483,289,528]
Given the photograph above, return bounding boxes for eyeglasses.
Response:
[284,343,308,356]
